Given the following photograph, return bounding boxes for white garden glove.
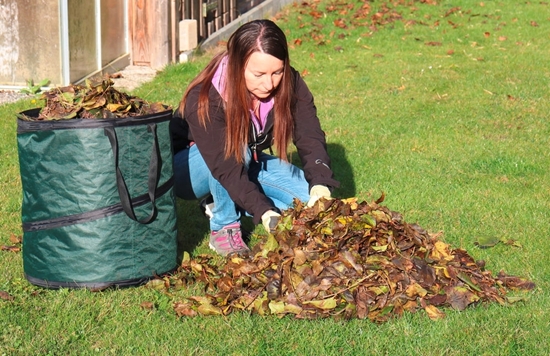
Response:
[307,185,331,207]
[261,209,281,232]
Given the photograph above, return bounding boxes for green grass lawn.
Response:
[1,0,549,354]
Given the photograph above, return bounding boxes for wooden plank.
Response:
[230,0,237,21]
[130,0,151,66]
[129,0,171,69]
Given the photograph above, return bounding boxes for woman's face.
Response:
[244,51,284,99]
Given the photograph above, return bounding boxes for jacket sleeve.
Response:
[292,70,340,190]
[183,86,274,224]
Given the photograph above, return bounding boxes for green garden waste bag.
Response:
[17,108,177,289]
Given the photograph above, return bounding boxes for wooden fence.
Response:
[182,0,265,41]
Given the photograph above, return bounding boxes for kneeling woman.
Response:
[170,19,339,256]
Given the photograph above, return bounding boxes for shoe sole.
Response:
[209,242,250,257]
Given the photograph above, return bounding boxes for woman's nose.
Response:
[263,76,273,90]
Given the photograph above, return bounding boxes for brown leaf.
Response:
[9,233,22,244]
[0,290,14,301]
[497,272,536,290]
[334,19,347,29]
[310,10,323,19]
[446,286,479,310]
[1,245,21,252]
[173,301,198,317]
[140,301,155,310]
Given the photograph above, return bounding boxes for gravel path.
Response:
[0,90,31,106]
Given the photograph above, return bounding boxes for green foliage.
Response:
[19,78,50,95]
[1,0,550,354]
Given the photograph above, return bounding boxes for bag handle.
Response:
[104,124,160,224]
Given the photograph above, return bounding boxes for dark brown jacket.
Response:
[169,68,339,224]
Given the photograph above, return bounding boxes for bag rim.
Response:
[17,107,173,133]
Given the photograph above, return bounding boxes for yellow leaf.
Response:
[405,282,428,298]
[107,103,123,112]
[302,297,338,310]
[424,304,445,320]
[371,244,388,252]
[369,285,389,295]
[197,303,223,316]
[268,300,286,314]
[431,240,454,261]
[284,303,303,315]
[261,233,279,257]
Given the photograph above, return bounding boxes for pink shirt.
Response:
[212,55,274,134]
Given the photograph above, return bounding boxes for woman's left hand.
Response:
[307,185,331,207]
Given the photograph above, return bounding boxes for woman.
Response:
[170,19,339,257]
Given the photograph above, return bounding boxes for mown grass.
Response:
[1,0,549,354]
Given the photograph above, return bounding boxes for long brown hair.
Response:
[178,19,294,163]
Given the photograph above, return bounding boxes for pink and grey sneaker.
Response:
[209,222,250,257]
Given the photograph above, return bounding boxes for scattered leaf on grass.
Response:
[9,233,22,244]
[1,246,21,253]
[474,235,501,249]
[0,291,14,301]
[140,301,155,310]
[501,238,522,248]
[424,304,445,320]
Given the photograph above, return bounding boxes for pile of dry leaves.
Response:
[147,196,535,322]
[17,78,167,121]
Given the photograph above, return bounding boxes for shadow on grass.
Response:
[290,142,356,199]
[328,143,355,199]
[175,198,255,261]
[175,198,209,260]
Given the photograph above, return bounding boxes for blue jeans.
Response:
[173,144,310,231]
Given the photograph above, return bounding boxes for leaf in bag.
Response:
[21,78,169,121]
